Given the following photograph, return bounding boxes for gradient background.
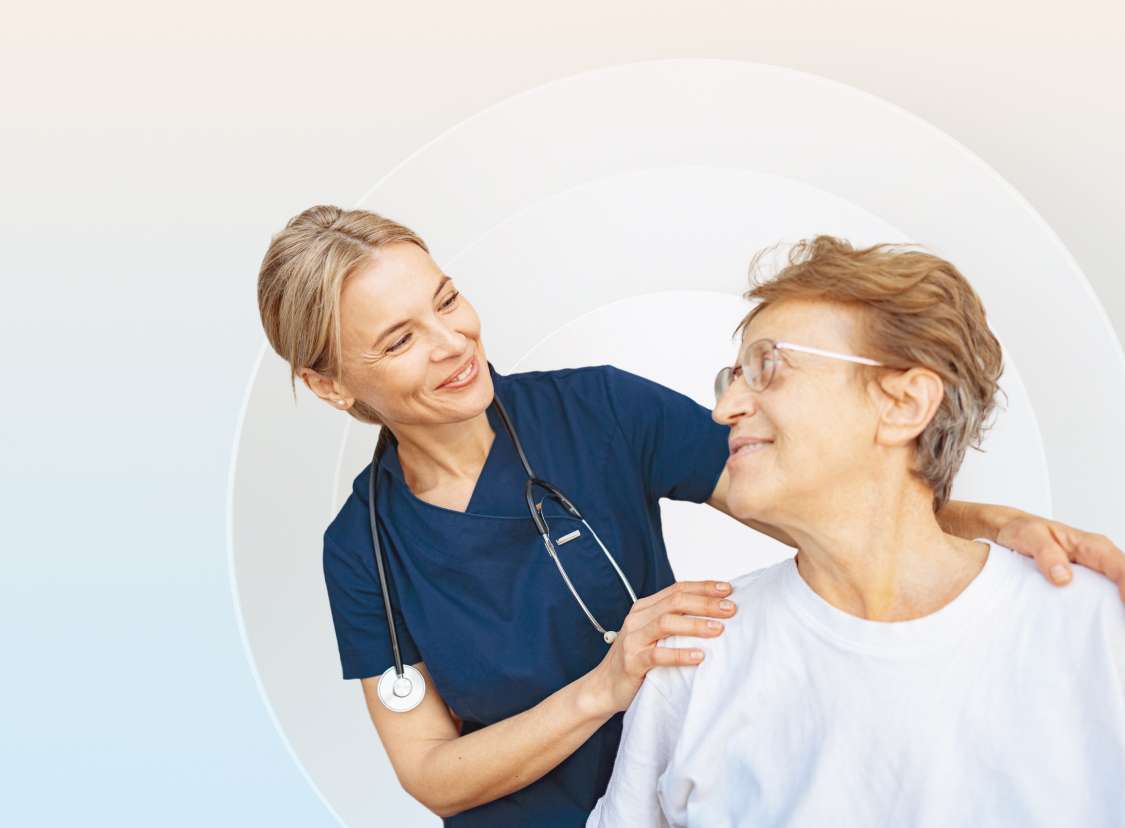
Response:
[4,3,1124,826]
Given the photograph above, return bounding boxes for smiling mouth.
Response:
[730,441,773,459]
[437,356,478,389]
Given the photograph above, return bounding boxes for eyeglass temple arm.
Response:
[774,341,883,366]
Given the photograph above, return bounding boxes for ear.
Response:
[869,367,944,448]
[298,367,353,410]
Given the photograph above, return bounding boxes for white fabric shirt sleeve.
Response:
[587,666,690,828]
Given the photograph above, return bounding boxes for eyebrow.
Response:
[370,276,452,348]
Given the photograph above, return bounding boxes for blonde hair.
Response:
[256,205,429,425]
[739,236,1004,512]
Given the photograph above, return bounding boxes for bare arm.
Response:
[363,662,607,818]
[706,465,796,548]
[938,500,1125,601]
[364,581,738,818]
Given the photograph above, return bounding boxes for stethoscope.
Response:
[368,390,638,713]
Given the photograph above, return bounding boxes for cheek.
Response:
[763,399,848,489]
[355,353,430,415]
[457,302,483,336]
[788,403,873,478]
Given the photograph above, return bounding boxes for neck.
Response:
[778,469,988,621]
[389,409,495,499]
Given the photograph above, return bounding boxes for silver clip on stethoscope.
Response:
[368,391,638,712]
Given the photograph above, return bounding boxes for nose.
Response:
[712,378,758,426]
[430,318,469,361]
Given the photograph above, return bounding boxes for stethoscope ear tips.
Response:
[378,664,427,712]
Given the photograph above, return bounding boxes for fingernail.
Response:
[1050,564,1072,584]
[719,600,735,611]
[707,620,723,630]
[716,582,731,593]
[691,650,704,661]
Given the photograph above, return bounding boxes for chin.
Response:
[461,372,495,416]
[726,486,778,524]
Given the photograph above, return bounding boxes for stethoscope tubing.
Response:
[367,388,637,709]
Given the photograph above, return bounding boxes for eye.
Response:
[386,332,411,353]
[439,290,460,310]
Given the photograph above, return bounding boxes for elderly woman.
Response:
[257,208,1123,826]
[588,237,1125,827]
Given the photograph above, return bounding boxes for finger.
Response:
[639,613,726,645]
[1068,533,1125,603]
[1025,528,1074,586]
[628,592,737,632]
[648,645,706,667]
[1037,548,1074,586]
[631,580,732,612]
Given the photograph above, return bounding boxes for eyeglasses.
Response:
[714,338,884,401]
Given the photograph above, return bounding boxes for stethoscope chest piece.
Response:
[377,664,426,713]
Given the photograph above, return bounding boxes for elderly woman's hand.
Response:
[583,580,737,716]
[997,514,1125,602]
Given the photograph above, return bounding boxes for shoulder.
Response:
[729,558,792,597]
[713,560,795,637]
[322,477,373,577]
[498,363,634,401]
[986,541,1125,687]
[501,363,677,398]
[496,364,647,433]
[498,363,710,424]
[995,541,1124,625]
[652,559,794,694]
[659,560,792,654]
[983,542,1125,663]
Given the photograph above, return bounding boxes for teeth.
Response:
[448,361,473,384]
[736,442,771,455]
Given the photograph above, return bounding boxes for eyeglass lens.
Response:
[715,339,777,401]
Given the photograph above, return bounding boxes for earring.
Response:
[337,400,348,407]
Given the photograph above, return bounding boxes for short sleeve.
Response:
[322,493,422,681]
[586,667,687,828]
[601,365,729,503]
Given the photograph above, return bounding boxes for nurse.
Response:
[255,205,1125,826]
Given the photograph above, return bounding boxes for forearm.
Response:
[414,671,611,817]
[937,500,1025,542]
[752,500,1023,551]
[707,468,797,548]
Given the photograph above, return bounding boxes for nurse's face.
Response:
[335,241,493,427]
[711,299,881,525]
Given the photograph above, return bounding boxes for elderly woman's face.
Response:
[337,241,493,426]
[712,298,881,523]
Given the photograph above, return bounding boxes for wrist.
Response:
[574,664,617,722]
[980,504,1028,541]
[944,500,1024,541]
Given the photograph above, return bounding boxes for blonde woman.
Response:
[589,238,1125,827]
[256,209,1125,826]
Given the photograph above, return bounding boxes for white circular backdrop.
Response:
[229,61,1125,828]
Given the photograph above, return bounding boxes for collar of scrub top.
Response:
[367,361,640,712]
[376,361,575,531]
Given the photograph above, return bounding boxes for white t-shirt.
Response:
[588,541,1125,828]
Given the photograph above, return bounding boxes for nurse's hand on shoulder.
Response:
[585,580,736,715]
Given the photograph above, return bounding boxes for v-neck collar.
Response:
[377,362,522,518]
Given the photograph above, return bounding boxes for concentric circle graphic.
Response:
[229,61,1125,827]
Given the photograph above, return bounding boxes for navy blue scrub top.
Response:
[323,363,730,827]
